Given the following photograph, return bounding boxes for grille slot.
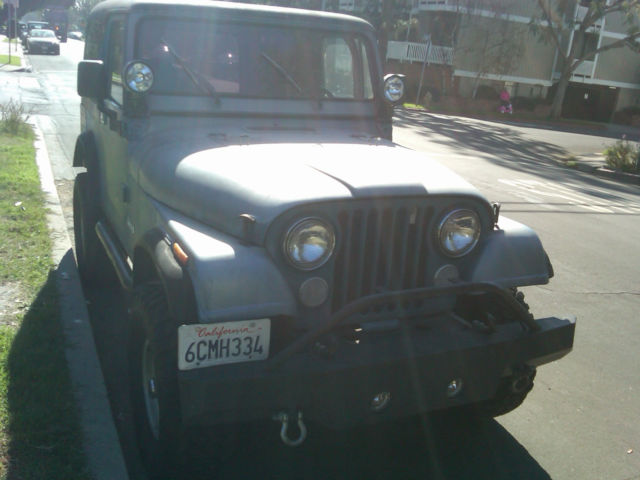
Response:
[332,205,434,313]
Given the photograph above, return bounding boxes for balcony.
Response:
[386,41,454,65]
[417,0,450,8]
[572,59,595,77]
[339,0,356,11]
[575,5,604,29]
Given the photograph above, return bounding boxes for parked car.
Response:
[25,29,60,55]
[67,31,84,40]
[74,0,575,477]
[21,20,50,46]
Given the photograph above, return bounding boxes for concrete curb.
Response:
[31,118,129,480]
[592,166,640,185]
[560,155,640,186]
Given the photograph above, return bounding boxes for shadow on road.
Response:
[394,110,640,199]
[87,286,550,480]
[199,414,551,480]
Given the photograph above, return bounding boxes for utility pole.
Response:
[7,0,20,62]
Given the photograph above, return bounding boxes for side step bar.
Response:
[95,220,133,290]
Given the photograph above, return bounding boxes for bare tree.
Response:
[71,0,103,30]
[531,0,640,118]
[454,0,526,98]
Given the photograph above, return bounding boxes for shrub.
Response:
[0,100,30,136]
[612,106,640,126]
[421,91,433,109]
[603,136,640,172]
[475,85,499,100]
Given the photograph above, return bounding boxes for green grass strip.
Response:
[0,55,21,67]
[0,129,89,479]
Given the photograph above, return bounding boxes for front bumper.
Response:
[29,43,59,54]
[179,283,576,429]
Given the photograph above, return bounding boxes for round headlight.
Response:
[124,61,154,93]
[438,209,481,257]
[383,74,405,103]
[284,218,335,270]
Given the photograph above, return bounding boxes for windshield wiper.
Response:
[161,39,221,107]
[259,52,303,95]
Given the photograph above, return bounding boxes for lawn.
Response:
[0,119,89,478]
[0,54,21,67]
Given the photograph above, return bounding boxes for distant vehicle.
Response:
[21,21,51,46]
[67,31,84,40]
[43,7,69,42]
[25,29,60,55]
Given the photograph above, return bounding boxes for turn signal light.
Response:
[172,242,189,266]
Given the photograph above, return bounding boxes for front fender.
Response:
[160,207,296,324]
[471,216,552,288]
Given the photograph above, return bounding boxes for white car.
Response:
[68,31,84,41]
[26,29,60,55]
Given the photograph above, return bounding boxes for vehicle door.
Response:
[98,14,133,248]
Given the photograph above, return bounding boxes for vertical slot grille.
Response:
[332,205,433,313]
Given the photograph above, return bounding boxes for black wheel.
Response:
[129,283,182,479]
[73,172,114,286]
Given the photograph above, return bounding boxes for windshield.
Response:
[135,19,375,101]
[31,29,56,38]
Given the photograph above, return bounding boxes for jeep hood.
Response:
[138,142,485,242]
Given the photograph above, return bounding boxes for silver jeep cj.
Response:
[73,0,575,477]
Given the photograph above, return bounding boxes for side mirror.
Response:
[77,60,107,99]
[383,74,406,105]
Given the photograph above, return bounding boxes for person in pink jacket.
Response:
[499,88,513,114]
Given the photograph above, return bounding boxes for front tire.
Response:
[129,283,181,479]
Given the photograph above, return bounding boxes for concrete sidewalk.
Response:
[0,35,31,72]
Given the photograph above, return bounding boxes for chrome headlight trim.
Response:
[283,217,336,271]
[124,61,154,94]
[437,209,481,258]
[383,74,406,104]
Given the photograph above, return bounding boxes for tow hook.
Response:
[273,411,307,447]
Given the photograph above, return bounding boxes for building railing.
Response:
[417,0,450,8]
[339,0,356,11]
[575,5,603,28]
[386,41,454,65]
[572,59,595,77]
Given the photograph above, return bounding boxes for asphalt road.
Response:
[394,111,640,480]
[10,44,640,480]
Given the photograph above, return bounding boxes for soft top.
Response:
[89,0,373,33]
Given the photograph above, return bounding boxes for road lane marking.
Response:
[498,179,640,214]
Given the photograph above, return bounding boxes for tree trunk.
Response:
[549,69,570,119]
[549,30,583,119]
[378,0,393,62]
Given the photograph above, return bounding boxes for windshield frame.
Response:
[133,16,379,103]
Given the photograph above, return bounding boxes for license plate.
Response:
[178,319,270,371]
